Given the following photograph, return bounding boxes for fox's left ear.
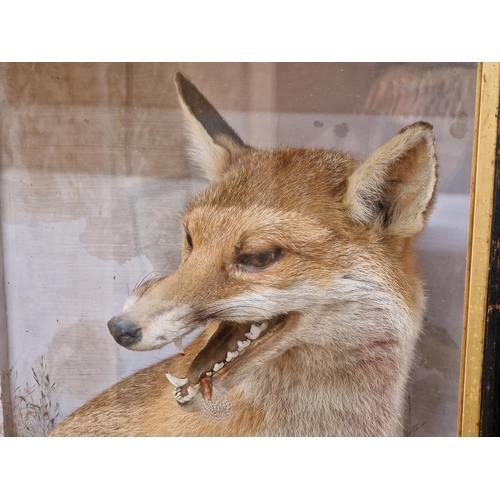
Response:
[345,122,438,237]
[175,72,249,181]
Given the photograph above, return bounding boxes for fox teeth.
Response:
[173,337,185,356]
[187,384,200,398]
[237,339,251,351]
[246,325,261,340]
[213,362,224,372]
[166,373,188,388]
[172,382,200,403]
[245,321,269,340]
[226,350,239,362]
[174,385,199,403]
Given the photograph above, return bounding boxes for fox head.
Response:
[108,72,437,405]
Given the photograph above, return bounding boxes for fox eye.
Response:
[185,232,193,250]
[237,250,283,270]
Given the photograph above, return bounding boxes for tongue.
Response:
[186,322,250,385]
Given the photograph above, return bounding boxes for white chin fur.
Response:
[132,323,207,352]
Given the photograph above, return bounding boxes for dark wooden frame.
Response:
[480,107,500,436]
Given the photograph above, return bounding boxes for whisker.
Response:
[132,270,162,293]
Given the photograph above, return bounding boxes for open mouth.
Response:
[166,315,288,404]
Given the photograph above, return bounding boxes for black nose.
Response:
[108,316,142,347]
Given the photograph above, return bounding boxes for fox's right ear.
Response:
[175,72,249,181]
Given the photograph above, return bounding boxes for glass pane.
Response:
[0,62,476,436]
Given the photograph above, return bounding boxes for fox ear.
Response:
[175,72,249,181]
[345,122,437,237]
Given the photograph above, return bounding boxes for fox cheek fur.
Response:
[52,72,437,437]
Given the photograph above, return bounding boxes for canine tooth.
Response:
[259,321,268,332]
[166,373,188,388]
[213,362,224,372]
[173,337,185,356]
[226,350,239,362]
[237,339,251,351]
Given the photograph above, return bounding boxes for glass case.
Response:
[0,62,480,436]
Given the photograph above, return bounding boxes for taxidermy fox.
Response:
[51,72,437,437]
